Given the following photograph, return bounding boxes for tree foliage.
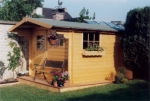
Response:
[92,12,96,21]
[77,7,96,22]
[0,0,44,21]
[0,61,6,78]
[120,6,150,79]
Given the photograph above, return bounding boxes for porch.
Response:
[17,76,112,92]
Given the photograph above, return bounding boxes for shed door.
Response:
[32,31,46,65]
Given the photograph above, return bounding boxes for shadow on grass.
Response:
[64,80,150,101]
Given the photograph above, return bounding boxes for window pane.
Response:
[89,34,93,41]
[56,34,64,46]
[83,33,100,49]
[94,42,99,46]
[95,34,99,41]
[37,35,45,50]
[83,33,88,40]
[83,42,88,49]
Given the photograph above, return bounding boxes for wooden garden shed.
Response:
[8,17,124,86]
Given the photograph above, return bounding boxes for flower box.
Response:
[82,50,105,56]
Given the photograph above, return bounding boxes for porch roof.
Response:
[9,17,124,32]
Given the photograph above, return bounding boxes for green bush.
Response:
[120,6,150,80]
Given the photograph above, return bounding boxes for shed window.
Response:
[55,34,64,46]
[37,35,45,51]
[83,32,100,49]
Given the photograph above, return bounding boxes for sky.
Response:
[43,0,149,22]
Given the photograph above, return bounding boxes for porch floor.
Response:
[17,76,112,92]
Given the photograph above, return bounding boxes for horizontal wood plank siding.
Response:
[71,32,123,85]
[17,28,123,86]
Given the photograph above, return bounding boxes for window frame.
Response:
[83,32,100,49]
[36,35,45,51]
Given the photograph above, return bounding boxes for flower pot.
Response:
[124,69,133,80]
[57,80,64,87]
[50,40,57,45]
[114,76,122,84]
[64,80,70,87]
[54,81,58,87]
[120,77,128,83]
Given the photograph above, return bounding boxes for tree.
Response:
[0,0,44,21]
[92,12,95,20]
[120,6,150,80]
[77,7,96,22]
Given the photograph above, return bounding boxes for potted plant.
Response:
[51,71,69,87]
[47,31,58,45]
[120,77,128,83]
[124,69,133,80]
[82,43,105,56]
[115,67,126,84]
[115,71,124,84]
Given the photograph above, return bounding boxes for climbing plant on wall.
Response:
[7,41,22,71]
[8,33,29,70]
[0,61,7,79]
[7,33,23,78]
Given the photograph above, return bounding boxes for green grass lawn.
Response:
[0,79,149,101]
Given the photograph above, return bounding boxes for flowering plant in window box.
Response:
[51,71,69,87]
[86,43,104,51]
[82,43,105,56]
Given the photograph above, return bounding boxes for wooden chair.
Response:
[33,58,66,80]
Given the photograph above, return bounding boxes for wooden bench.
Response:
[33,58,66,80]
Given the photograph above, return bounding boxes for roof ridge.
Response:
[43,7,57,10]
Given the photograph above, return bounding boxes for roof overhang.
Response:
[51,26,116,33]
[8,17,52,32]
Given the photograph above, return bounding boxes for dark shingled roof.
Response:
[42,8,72,19]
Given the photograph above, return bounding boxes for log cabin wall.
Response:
[15,29,123,85]
[71,32,124,85]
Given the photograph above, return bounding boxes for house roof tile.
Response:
[42,8,72,19]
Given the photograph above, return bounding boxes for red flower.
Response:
[52,71,69,83]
